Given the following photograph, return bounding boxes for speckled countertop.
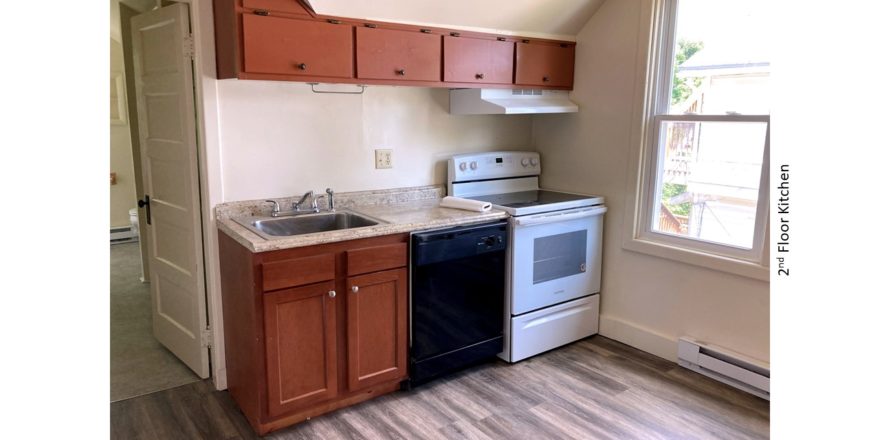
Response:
[215,185,509,253]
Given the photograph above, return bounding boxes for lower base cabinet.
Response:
[219,231,409,435]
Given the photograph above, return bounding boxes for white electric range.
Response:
[448,151,606,362]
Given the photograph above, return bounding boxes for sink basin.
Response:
[234,210,384,239]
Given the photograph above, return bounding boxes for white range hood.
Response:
[449,88,578,115]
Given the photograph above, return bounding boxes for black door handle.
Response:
[138,195,151,225]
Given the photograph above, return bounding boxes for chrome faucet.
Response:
[292,190,315,212]
[265,190,324,218]
[292,190,325,214]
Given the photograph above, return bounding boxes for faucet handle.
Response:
[265,200,281,216]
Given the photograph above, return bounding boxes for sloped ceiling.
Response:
[307,0,606,41]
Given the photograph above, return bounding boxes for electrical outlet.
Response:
[375,149,393,169]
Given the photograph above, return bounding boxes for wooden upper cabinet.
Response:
[443,36,514,84]
[242,14,353,78]
[263,281,338,417]
[515,42,575,88]
[356,27,441,81]
[346,268,408,392]
[242,0,311,16]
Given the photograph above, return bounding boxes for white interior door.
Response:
[131,3,210,378]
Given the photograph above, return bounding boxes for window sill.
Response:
[622,236,770,281]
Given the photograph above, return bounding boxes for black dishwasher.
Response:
[409,221,507,387]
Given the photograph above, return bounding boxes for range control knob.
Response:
[530,157,539,166]
[459,162,467,171]
[469,161,478,170]
[521,158,529,167]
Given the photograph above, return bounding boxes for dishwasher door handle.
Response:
[514,206,607,227]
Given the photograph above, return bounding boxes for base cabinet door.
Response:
[346,268,408,391]
[263,281,338,417]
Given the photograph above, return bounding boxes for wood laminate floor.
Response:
[110,336,769,439]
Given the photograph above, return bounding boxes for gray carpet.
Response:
[110,242,201,402]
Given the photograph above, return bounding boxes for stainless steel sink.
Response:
[233,210,385,239]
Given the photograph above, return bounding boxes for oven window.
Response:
[533,230,587,284]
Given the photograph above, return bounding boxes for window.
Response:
[629,0,770,276]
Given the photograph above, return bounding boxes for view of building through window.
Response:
[651,0,769,250]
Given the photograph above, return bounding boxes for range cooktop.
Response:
[465,190,604,216]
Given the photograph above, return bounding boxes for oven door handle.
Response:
[514,206,607,227]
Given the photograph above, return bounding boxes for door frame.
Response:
[123,0,229,389]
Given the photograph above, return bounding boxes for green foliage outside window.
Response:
[672,39,704,107]
[662,183,691,217]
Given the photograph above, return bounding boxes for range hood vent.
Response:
[449,88,579,115]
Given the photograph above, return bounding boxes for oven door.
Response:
[509,205,606,315]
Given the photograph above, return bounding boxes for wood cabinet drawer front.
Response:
[356,27,441,81]
[264,281,338,416]
[443,36,514,84]
[262,253,335,291]
[242,0,311,16]
[515,43,575,88]
[346,242,407,276]
[242,14,353,78]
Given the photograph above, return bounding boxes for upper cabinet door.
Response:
[443,36,514,84]
[242,0,311,16]
[515,42,575,88]
[356,27,441,81]
[242,14,353,78]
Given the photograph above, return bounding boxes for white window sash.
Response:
[625,0,771,275]
[638,114,770,263]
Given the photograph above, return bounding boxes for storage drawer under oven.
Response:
[508,295,599,362]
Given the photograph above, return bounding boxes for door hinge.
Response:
[201,327,213,348]
[183,34,195,59]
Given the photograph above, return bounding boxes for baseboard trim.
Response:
[212,367,227,391]
[598,315,678,362]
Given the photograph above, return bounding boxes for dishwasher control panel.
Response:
[477,234,505,253]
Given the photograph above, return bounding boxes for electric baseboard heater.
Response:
[110,226,138,244]
[678,337,770,400]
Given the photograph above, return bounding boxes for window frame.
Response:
[622,0,770,280]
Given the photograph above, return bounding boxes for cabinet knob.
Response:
[543,76,550,82]
[475,73,484,80]
[395,69,406,76]
[351,286,359,293]
[328,290,336,298]
[297,63,307,71]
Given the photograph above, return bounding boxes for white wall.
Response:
[110,36,137,228]
[217,81,534,202]
[532,0,769,363]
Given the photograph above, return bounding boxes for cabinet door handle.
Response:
[395,69,406,76]
[543,76,550,82]
[475,73,484,80]
[297,63,307,71]
[351,286,359,293]
[328,290,336,298]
